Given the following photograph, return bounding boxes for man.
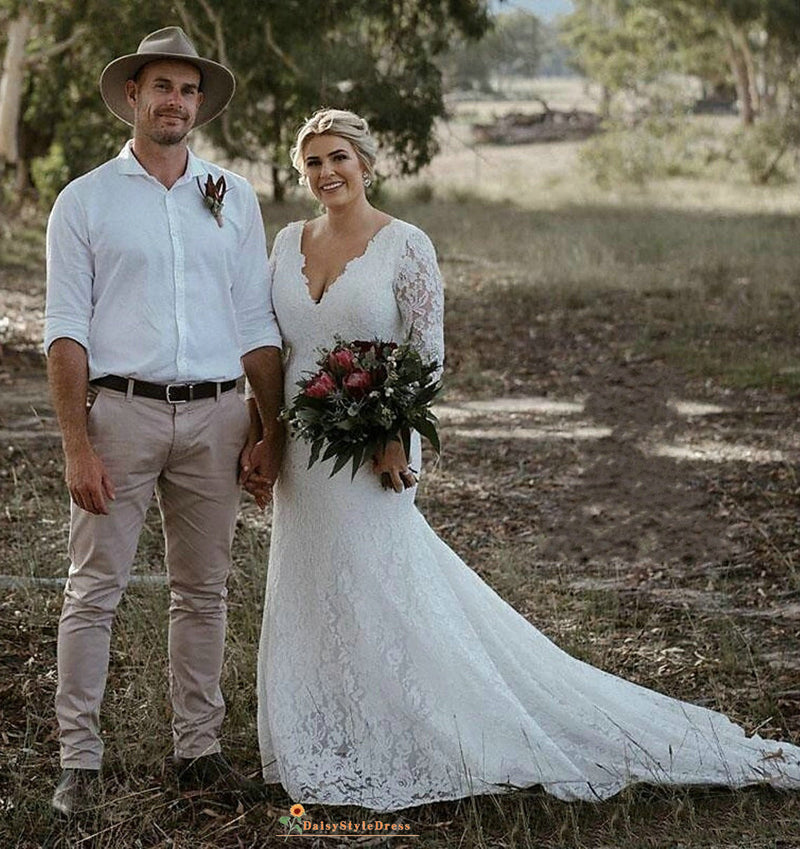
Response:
[44,26,283,816]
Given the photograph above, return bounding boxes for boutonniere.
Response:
[197,174,228,227]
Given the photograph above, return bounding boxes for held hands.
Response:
[66,446,115,515]
[241,428,417,499]
[240,426,285,509]
[372,437,418,493]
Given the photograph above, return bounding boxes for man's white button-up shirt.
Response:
[45,141,281,383]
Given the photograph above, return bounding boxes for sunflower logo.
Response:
[279,803,307,834]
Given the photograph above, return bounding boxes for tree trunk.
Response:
[725,37,754,126]
[734,26,761,117]
[271,164,285,202]
[0,12,32,167]
[271,99,286,203]
[599,84,611,120]
[759,35,781,117]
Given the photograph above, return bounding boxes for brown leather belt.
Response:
[92,375,237,404]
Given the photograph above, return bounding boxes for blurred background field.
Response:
[3,1,800,846]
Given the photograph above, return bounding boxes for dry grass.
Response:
[5,531,800,847]
[384,83,800,216]
[3,97,800,846]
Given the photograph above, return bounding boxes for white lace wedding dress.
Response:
[256,217,800,812]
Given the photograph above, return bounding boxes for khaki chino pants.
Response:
[56,386,250,769]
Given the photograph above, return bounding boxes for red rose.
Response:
[328,348,356,374]
[342,369,373,399]
[305,371,337,398]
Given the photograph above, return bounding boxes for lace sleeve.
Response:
[393,227,445,379]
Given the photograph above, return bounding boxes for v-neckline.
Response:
[297,218,397,305]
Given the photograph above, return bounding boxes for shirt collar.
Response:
[184,147,207,180]
[116,140,147,175]
[116,140,207,184]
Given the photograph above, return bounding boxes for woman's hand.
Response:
[240,404,285,509]
[372,437,417,493]
[242,439,282,509]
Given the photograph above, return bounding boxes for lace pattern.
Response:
[256,218,800,812]
[392,229,445,377]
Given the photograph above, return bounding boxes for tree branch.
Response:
[173,0,213,54]
[193,0,230,66]
[173,0,194,40]
[219,108,241,153]
[264,18,300,76]
[24,24,89,68]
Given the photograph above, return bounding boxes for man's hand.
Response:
[240,428,284,509]
[47,338,115,515]
[241,345,285,509]
[239,435,258,486]
[65,445,115,515]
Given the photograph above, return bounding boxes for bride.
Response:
[243,108,800,812]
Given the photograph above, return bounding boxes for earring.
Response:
[362,173,372,188]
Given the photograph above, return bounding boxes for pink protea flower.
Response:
[342,370,373,399]
[328,348,356,374]
[305,371,337,398]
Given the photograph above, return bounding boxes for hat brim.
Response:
[99,53,235,128]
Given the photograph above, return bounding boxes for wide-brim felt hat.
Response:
[99,26,235,128]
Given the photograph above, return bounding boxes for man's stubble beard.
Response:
[147,127,191,146]
[134,106,194,147]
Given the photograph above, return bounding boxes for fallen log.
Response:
[472,105,602,145]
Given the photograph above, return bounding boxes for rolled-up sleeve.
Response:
[44,186,93,354]
[233,183,282,355]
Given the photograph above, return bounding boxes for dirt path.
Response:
[5,346,797,619]
[3,272,800,845]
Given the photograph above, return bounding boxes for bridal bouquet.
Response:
[283,338,441,478]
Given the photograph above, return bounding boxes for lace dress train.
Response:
[256,218,800,811]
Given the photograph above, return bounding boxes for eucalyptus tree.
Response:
[562,0,800,126]
[560,0,680,117]
[0,0,167,201]
[1,0,490,204]
[176,0,491,199]
[441,9,545,93]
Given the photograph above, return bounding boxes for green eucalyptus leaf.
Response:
[331,449,353,477]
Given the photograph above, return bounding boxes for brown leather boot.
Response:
[174,753,266,804]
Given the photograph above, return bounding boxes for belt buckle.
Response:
[165,383,192,404]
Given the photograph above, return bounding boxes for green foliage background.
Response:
[1,0,491,203]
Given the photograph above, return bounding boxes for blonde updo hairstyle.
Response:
[291,108,378,186]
